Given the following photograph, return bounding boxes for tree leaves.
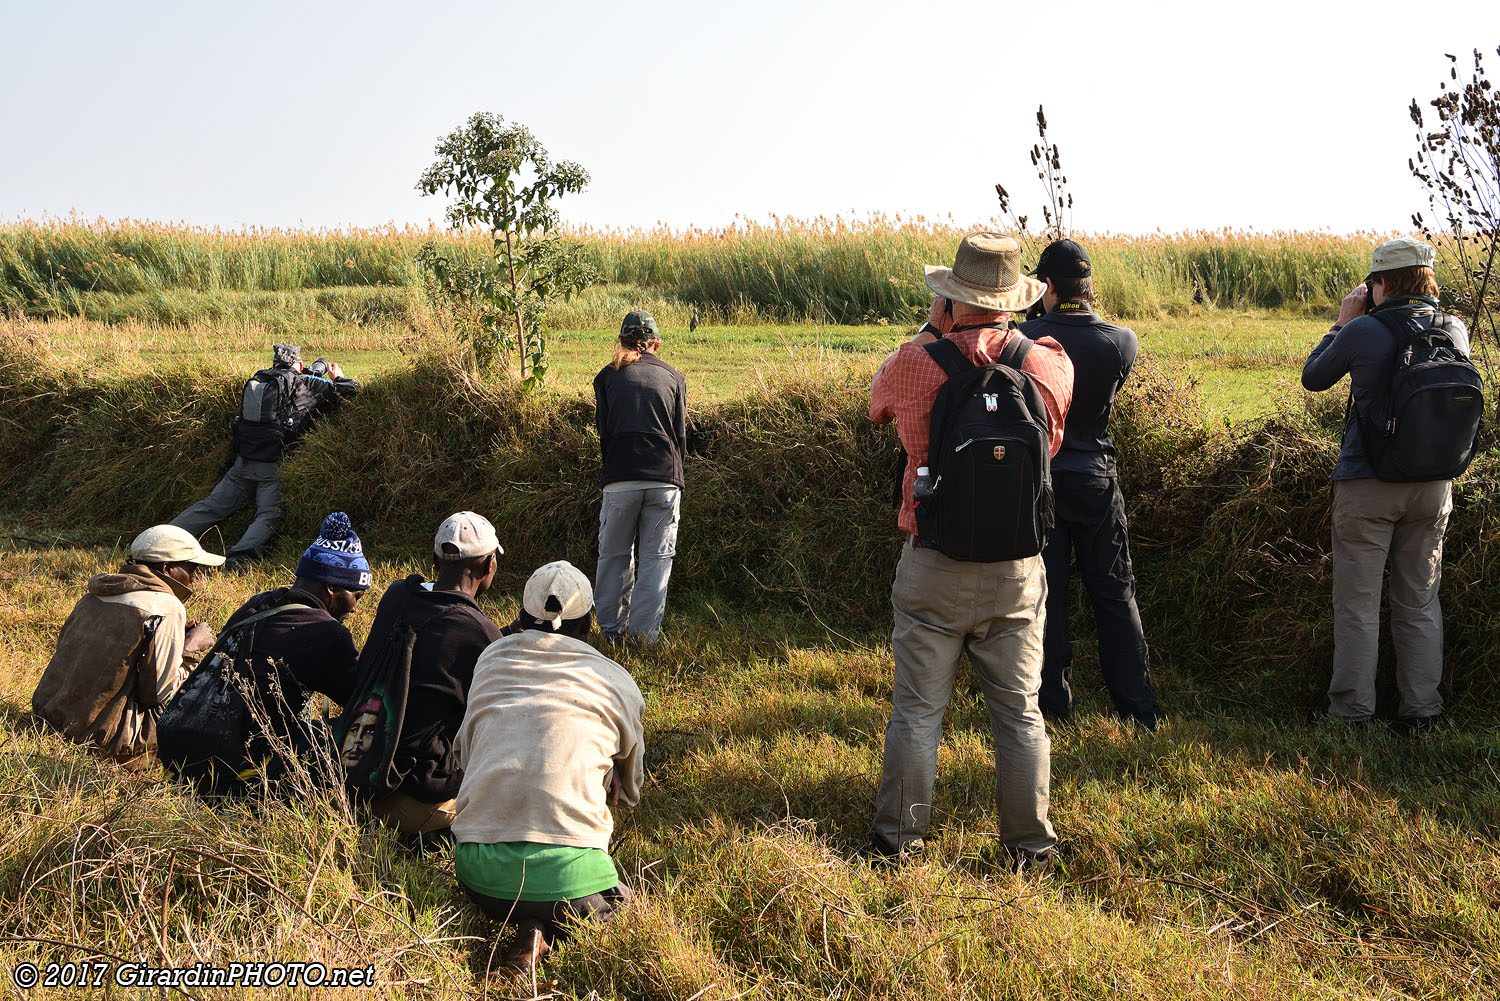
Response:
[416,113,594,384]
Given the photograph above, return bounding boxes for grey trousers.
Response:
[595,485,681,644]
[1329,477,1453,720]
[872,541,1057,855]
[171,457,283,557]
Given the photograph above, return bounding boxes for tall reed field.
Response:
[3,334,1499,997]
[1,216,1406,327]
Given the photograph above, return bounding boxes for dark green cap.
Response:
[620,310,660,338]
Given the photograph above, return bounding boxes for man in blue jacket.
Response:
[1021,240,1160,729]
[1301,238,1469,732]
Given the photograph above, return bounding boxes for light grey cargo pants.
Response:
[594,485,681,645]
[170,457,283,558]
[1329,477,1453,720]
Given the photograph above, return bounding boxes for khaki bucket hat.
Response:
[925,233,1045,313]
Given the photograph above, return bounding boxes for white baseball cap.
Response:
[130,525,227,567]
[434,511,502,561]
[523,561,594,629]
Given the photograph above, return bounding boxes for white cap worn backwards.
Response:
[434,511,503,560]
[523,560,594,629]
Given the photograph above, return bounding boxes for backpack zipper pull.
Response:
[955,438,974,452]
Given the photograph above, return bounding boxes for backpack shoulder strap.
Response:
[996,332,1034,372]
[129,614,166,710]
[1368,307,1434,342]
[923,337,972,379]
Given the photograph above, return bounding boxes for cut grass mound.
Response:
[3,336,1498,720]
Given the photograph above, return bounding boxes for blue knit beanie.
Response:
[296,512,372,590]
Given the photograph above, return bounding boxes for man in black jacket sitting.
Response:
[160,512,371,796]
[351,512,506,838]
[171,343,359,568]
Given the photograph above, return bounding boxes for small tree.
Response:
[1409,48,1500,377]
[416,112,597,385]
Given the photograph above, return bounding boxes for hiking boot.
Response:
[500,919,550,976]
[1398,714,1441,736]
[1004,845,1056,875]
[858,833,924,868]
[224,552,257,572]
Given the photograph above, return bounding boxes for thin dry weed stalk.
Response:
[1410,47,1500,377]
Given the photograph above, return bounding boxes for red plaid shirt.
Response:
[870,313,1074,535]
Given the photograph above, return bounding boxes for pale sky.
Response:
[2,0,1497,236]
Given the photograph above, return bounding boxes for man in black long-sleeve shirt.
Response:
[592,310,687,645]
[1021,240,1160,729]
[352,512,505,837]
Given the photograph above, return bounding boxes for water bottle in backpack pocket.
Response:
[915,334,1054,562]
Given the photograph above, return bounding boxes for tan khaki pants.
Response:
[1329,477,1452,720]
[369,790,457,835]
[872,541,1057,855]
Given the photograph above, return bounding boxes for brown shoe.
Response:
[500,919,551,976]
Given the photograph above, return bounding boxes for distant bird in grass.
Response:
[1193,281,1207,305]
[689,307,700,332]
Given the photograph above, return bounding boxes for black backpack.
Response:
[916,331,1054,561]
[331,585,419,799]
[1349,308,1483,482]
[234,368,316,461]
[157,603,310,792]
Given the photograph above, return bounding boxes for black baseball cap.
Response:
[1031,239,1091,280]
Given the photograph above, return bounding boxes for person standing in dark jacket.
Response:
[171,343,359,567]
[161,511,370,795]
[352,512,505,837]
[1021,240,1160,730]
[592,310,687,646]
[1300,238,1467,732]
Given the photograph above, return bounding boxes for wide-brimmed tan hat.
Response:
[924,233,1045,313]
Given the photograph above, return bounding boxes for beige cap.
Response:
[523,560,594,629]
[130,525,226,567]
[1370,237,1436,274]
[434,511,502,560]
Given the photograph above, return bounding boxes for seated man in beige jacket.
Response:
[453,561,644,977]
[32,525,221,767]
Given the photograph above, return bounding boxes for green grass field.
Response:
[2,550,1496,1000]
[5,302,1333,420]
[2,222,1497,998]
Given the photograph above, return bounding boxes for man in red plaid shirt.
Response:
[866,233,1073,869]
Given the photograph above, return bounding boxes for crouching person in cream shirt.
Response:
[453,561,645,977]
